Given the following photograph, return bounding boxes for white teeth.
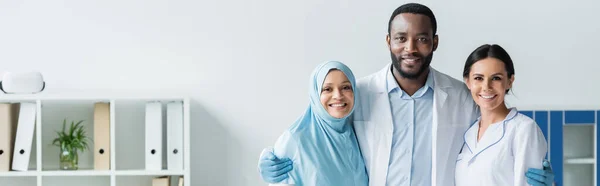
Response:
[481,95,495,99]
[330,103,346,107]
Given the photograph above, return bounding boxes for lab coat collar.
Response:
[374,65,447,112]
[464,108,519,163]
[430,68,449,110]
[371,64,451,131]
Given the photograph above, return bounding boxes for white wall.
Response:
[1,0,599,185]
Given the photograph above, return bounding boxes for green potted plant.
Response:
[51,119,92,170]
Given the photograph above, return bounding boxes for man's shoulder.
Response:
[431,69,470,94]
[356,67,385,92]
[432,69,477,114]
[511,112,538,130]
[357,73,378,86]
[432,69,465,87]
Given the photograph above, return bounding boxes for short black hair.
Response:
[463,44,515,93]
[387,3,437,36]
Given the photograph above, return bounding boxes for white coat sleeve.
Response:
[272,131,299,184]
[512,120,548,186]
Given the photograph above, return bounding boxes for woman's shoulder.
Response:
[506,112,540,133]
[506,112,548,151]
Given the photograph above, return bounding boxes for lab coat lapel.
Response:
[371,90,393,133]
[427,67,481,186]
[431,68,449,116]
[368,64,394,186]
[431,68,451,186]
[432,85,448,111]
[371,65,393,133]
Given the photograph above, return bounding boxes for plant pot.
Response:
[59,147,79,170]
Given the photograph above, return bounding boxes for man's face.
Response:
[386,13,438,79]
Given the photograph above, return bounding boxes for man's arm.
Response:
[525,160,554,186]
[258,148,293,183]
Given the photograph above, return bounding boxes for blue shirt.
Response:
[385,68,434,186]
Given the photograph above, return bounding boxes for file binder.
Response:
[167,101,183,171]
[145,102,163,170]
[152,176,170,186]
[94,102,110,170]
[0,103,19,171]
[11,102,36,171]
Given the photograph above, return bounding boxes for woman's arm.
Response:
[513,120,548,186]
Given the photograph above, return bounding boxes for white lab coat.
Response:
[352,64,479,186]
[454,108,547,186]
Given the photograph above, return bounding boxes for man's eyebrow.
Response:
[416,32,430,36]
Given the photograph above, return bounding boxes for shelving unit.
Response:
[520,110,598,186]
[0,95,190,186]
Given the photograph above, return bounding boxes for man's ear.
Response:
[432,35,439,51]
[386,34,392,49]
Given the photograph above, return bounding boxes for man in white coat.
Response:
[258,3,554,186]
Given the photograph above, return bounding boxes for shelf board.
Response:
[40,170,111,176]
[0,171,38,177]
[1,170,185,177]
[0,93,189,101]
[115,170,185,176]
[565,157,595,164]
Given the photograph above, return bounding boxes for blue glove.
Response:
[526,160,554,186]
[258,148,293,183]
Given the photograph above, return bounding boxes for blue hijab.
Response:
[273,61,368,186]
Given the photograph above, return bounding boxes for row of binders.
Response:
[146,101,185,171]
[0,102,36,171]
[0,101,185,172]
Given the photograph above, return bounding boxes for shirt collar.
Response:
[386,66,435,94]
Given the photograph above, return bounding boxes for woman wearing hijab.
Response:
[455,44,548,186]
[269,61,368,186]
